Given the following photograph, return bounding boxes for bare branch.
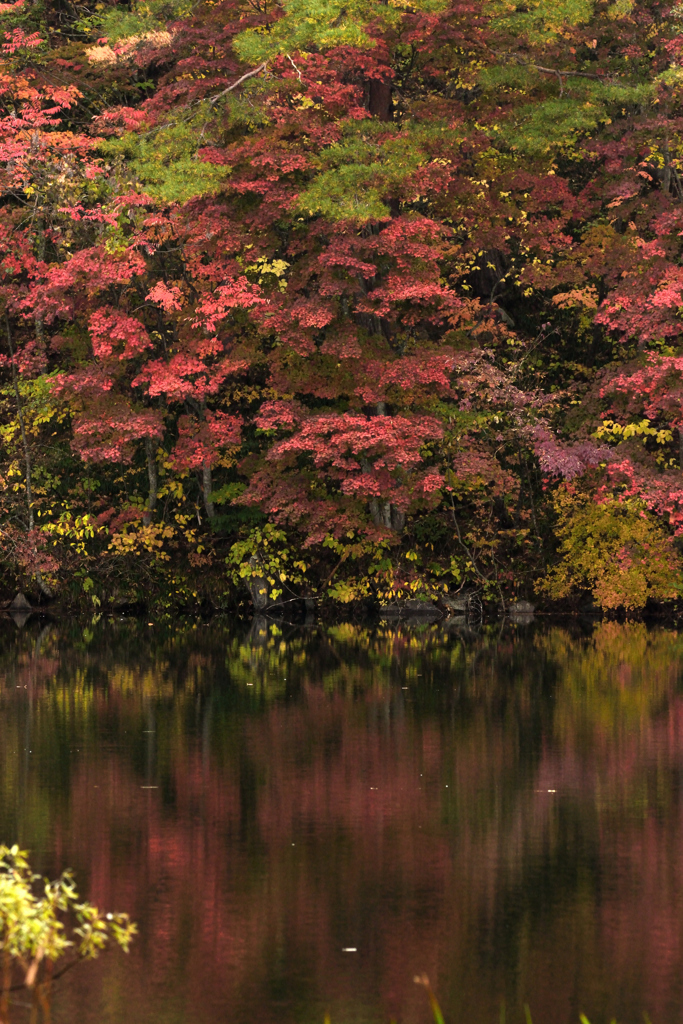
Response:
[206,61,268,106]
[490,50,610,92]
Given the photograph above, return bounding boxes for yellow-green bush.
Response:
[538,488,683,611]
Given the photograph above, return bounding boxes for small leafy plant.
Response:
[0,845,136,1024]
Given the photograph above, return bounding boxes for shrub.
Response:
[538,488,683,611]
[0,845,136,1023]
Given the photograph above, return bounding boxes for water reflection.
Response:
[0,618,682,1024]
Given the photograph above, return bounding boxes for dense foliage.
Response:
[3,0,683,612]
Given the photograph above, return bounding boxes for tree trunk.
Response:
[663,138,672,196]
[34,219,47,354]
[391,506,406,532]
[364,404,405,534]
[367,78,392,121]
[143,436,158,526]
[202,461,215,521]
[4,314,51,597]
[247,555,270,610]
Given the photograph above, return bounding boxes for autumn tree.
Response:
[1,0,683,612]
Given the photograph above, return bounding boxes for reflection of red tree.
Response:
[512,696,683,1024]
[47,684,524,1024]
[5,627,683,1024]
[595,699,683,1024]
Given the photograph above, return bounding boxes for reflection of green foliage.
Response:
[538,623,683,734]
[2,616,683,839]
[535,623,683,822]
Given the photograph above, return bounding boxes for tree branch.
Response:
[449,494,506,615]
[206,62,268,106]
[490,50,609,92]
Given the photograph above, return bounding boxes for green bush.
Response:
[0,845,136,1023]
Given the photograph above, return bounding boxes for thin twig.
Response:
[285,54,302,81]
[135,61,269,140]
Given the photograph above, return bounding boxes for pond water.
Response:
[1,616,683,1024]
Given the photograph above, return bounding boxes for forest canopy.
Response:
[1,0,683,614]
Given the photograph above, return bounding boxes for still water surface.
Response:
[1,617,682,1024]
